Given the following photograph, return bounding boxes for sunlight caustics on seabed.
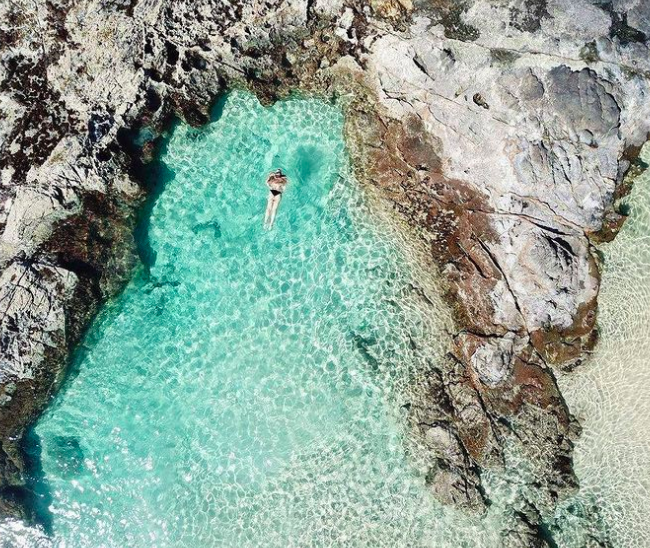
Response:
[554,146,650,548]
[2,92,648,548]
[18,92,499,547]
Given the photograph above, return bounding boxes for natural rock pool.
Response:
[20,92,492,547]
[3,92,647,548]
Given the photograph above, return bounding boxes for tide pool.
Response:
[19,92,495,547]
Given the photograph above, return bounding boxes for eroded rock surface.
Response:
[1,1,649,546]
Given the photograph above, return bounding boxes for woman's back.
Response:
[267,170,288,193]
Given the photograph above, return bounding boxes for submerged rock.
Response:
[1,0,649,545]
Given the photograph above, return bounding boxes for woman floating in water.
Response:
[264,168,288,229]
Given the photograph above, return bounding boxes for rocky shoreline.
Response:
[1,1,649,546]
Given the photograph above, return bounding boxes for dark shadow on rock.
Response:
[134,152,176,279]
[12,429,55,534]
[52,343,90,400]
[210,93,228,122]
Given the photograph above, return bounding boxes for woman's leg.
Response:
[264,193,275,229]
[267,194,282,229]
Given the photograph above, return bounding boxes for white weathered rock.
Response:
[0,263,77,383]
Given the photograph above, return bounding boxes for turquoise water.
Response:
[11,92,496,547]
[5,91,646,548]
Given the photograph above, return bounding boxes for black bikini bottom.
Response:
[270,189,282,197]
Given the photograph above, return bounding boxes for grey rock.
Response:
[470,333,517,387]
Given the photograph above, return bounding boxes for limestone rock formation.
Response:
[1,0,649,546]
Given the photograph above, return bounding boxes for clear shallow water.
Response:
[5,92,498,547]
[7,91,646,548]
[554,147,650,547]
